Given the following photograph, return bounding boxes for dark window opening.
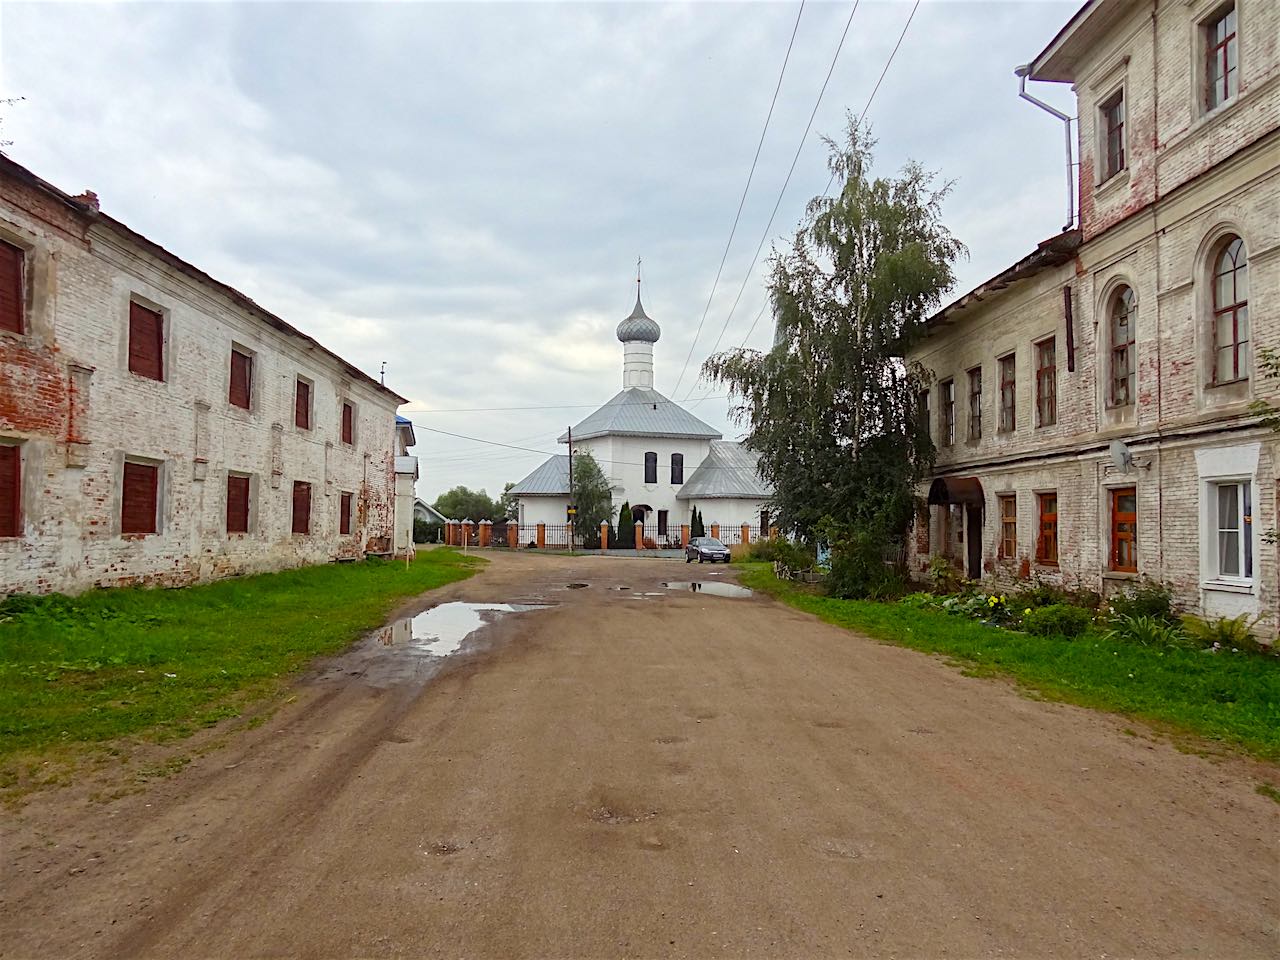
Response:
[670,453,683,485]
[340,491,353,535]
[341,401,354,445]
[657,509,668,536]
[122,461,159,535]
[226,474,250,534]
[292,481,311,534]
[1101,90,1125,179]
[0,240,24,335]
[644,451,657,484]
[967,367,982,440]
[295,379,311,430]
[229,349,252,409]
[940,380,955,446]
[128,302,164,381]
[998,355,1016,432]
[0,444,19,537]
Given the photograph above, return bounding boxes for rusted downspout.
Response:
[1015,64,1075,231]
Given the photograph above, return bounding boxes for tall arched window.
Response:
[644,451,657,484]
[1212,236,1249,383]
[1109,286,1136,406]
[670,453,684,485]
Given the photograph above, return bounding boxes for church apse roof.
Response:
[558,388,722,443]
[676,441,774,500]
[508,455,571,496]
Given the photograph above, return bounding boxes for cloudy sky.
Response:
[1,0,1078,503]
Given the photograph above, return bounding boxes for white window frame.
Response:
[1195,443,1259,593]
[1208,479,1253,584]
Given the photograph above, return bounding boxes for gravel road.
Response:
[3,551,1277,959]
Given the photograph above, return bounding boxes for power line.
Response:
[681,0,862,402]
[404,395,729,415]
[669,0,806,400]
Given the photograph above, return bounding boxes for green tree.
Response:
[432,486,497,522]
[703,120,962,591]
[494,482,519,522]
[570,452,612,549]
[616,501,634,548]
[1249,349,1279,543]
[691,507,705,539]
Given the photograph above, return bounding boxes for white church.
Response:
[509,284,774,545]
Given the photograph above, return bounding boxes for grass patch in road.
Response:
[0,549,483,776]
[738,563,1280,763]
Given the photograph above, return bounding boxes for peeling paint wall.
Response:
[0,170,402,595]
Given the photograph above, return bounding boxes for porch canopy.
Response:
[927,477,984,506]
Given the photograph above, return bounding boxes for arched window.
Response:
[644,451,657,484]
[1109,286,1136,406]
[670,453,684,485]
[1212,236,1249,383]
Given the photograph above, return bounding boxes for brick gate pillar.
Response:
[536,523,546,549]
[710,523,720,541]
[600,521,609,553]
[478,520,491,548]
[634,521,644,550]
[741,523,750,545]
[507,524,518,549]
[680,524,690,548]
[461,520,473,546]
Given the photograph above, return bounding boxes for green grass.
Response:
[738,563,1280,762]
[0,549,483,770]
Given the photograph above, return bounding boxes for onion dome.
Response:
[616,291,661,344]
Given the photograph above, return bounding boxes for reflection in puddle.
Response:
[321,602,549,687]
[661,581,753,598]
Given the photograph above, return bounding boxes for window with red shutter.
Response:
[229,349,252,409]
[128,302,164,381]
[341,402,354,444]
[295,379,311,429]
[0,444,20,538]
[292,481,311,534]
[0,240,23,335]
[121,461,159,535]
[227,474,251,534]
[340,491,353,534]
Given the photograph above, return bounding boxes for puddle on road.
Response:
[320,602,550,687]
[661,581,753,598]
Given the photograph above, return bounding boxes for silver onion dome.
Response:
[616,292,661,343]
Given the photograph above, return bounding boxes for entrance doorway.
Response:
[927,476,985,581]
[966,504,983,580]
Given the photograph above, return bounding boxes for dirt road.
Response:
[3,552,1277,958]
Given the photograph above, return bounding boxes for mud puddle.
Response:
[317,602,550,687]
[661,581,753,598]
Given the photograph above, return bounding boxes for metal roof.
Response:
[558,388,722,442]
[616,291,661,343]
[676,441,774,500]
[508,455,571,496]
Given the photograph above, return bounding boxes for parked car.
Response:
[685,536,730,563]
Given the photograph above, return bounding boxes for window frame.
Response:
[1035,492,1058,566]
[916,389,931,440]
[1109,486,1138,573]
[291,480,312,535]
[1109,286,1137,407]
[1210,235,1249,385]
[339,490,354,535]
[1035,337,1057,427]
[1209,479,1253,582]
[643,451,658,484]
[0,239,25,336]
[0,442,21,538]
[1100,88,1126,181]
[295,377,313,431]
[998,354,1017,433]
[966,366,983,441]
[997,494,1017,560]
[670,452,684,485]
[226,472,252,535]
[341,400,356,446]
[940,379,956,447]
[121,458,161,536]
[229,346,253,411]
[1204,3,1239,112]
[127,299,166,382]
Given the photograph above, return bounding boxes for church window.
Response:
[644,451,657,484]
[671,453,683,485]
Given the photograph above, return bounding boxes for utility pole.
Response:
[567,425,574,553]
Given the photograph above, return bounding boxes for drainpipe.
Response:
[1015,64,1075,231]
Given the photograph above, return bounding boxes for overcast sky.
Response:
[1,0,1078,503]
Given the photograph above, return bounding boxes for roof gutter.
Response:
[1015,64,1076,231]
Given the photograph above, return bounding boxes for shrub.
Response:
[1180,613,1274,655]
[747,538,813,569]
[824,527,907,600]
[1102,613,1188,648]
[413,519,442,544]
[1009,582,1070,610]
[1108,579,1177,625]
[1022,603,1092,638]
[927,555,960,594]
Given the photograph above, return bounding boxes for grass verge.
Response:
[738,562,1280,763]
[0,549,483,784]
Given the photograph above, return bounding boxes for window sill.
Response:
[127,371,167,385]
[1202,579,1254,595]
[1034,560,1059,568]
[1206,377,1249,389]
[1102,570,1138,581]
[1096,168,1129,195]
[121,532,156,540]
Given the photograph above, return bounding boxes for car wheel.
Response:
[685,555,691,563]
[698,556,704,563]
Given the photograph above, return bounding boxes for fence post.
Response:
[600,521,609,553]
[681,524,690,548]
[741,523,750,545]
[478,519,491,548]
[507,524,518,549]
[536,523,546,549]
[710,523,720,541]
[461,519,473,546]
[770,525,779,540]
[634,521,644,550]
[444,521,453,546]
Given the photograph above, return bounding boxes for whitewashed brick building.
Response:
[909,0,1279,631]
[0,155,417,595]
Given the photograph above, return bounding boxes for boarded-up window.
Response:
[0,444,20,537]
[128,302,164,381]
[229,349,252,409]
[295,379,311,429]
[226,474,250,534]
[292,481,311,534]
[0,240,23,335]
[341,401,354,444]
[339,491,353,534]
[121,461,159,535]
